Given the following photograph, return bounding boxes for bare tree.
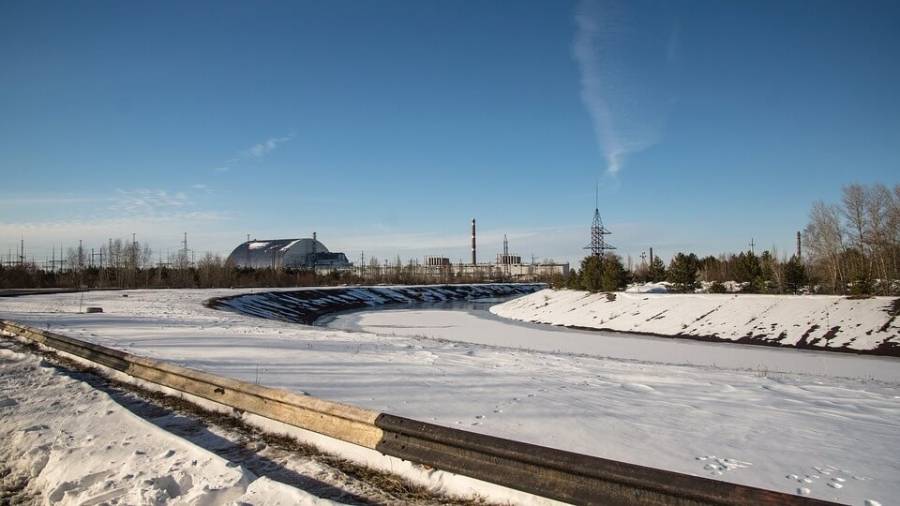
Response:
[842,184,868,252]
[804,201,845,292]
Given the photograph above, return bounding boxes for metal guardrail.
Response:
[1,319,841,506]
[0,288,84,297]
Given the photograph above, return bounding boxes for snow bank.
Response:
[625,282,671,293]
[698,280,751,293]
[491,289,900,356]
[627,281,749,294]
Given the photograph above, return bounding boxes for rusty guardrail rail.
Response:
[1,319,840,506]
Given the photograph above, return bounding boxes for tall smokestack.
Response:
[796,231,801,259]
[649,247,654,266]
[471,219,476,266]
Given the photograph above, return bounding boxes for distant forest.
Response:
[0,253,555,290]
[2,183,897,295]
[565,183,899,296]
[0,244,560,290]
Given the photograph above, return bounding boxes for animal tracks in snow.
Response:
[695,455,752,476]
[784,465,877,499]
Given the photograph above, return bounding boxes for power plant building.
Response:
[424,256,451,267]
[414,227,568,281]
[226,237,350,270]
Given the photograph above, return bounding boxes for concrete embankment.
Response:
[206,283,545,324]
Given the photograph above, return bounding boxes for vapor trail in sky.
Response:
[573,0,675,176]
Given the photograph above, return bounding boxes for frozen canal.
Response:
[321,301,900,383]
[2,289,898,505]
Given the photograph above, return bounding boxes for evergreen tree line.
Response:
[558,250,811,294]
[560,183,899,295]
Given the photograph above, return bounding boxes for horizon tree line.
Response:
[0,245,561,289]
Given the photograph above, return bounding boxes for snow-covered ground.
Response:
[492,289,899,355]
[1,289,899,505]
[0,341,339,505]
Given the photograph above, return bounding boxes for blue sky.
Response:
[1,0,898,266]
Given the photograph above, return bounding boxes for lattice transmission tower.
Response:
[584,186,615,258]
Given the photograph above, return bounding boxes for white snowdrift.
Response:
[625,282,671,293]
[491,289,899,355]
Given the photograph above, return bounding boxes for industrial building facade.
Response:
[356,259,568,282]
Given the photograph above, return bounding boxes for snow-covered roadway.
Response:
[1,289,898,505]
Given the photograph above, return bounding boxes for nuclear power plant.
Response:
[225,219,567,281]
[406,218,568,281]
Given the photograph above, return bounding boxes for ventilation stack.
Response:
[471,219,477,266]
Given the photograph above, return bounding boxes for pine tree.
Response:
[599,255,627,291]
[579,255,627,292]
[782,255,807,294]
[579,256,603,292]
[733,251,762,284]
[756,250,776,293]
[648,256,666,282]
[667,253,700,292]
